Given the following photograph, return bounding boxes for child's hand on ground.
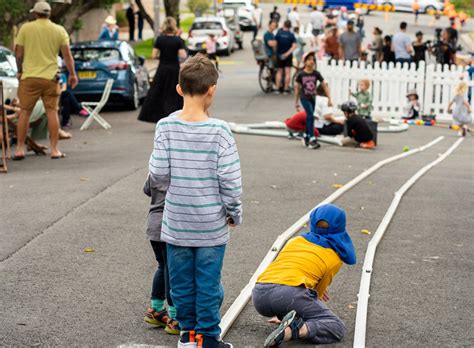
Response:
[322,290,330,302]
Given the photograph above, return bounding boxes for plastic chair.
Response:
[80,79,114,131]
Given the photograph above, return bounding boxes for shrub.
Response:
[188,0,211,17]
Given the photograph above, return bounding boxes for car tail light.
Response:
[188,31,193,38]
[108,62,129,70]
[222,30,228,37]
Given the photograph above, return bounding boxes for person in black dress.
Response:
[126,4,135,41]
[382,35,395,65]
[412,31,428,68]
[138,17,187,123]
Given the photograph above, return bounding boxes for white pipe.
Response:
[353,137,464,348]
[219,136,445,338]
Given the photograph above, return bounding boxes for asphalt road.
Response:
[1,10,473,348]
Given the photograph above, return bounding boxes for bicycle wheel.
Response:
[258,63,272,93]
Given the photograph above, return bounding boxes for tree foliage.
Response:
[0,0,121,47]
[188,0,211,17]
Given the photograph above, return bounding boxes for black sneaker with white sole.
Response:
[264,310,305,347]
[308,139,320,149]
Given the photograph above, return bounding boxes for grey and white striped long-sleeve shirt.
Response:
[149,111,242,247]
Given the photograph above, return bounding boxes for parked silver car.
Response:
[381,0,444,13]
[188,16,236,56]
[0,46,18,103]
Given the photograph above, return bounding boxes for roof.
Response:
[193,16,226,23]
[71,40,124,49]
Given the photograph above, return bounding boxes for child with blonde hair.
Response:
[448,82,472,137]
[350,79,372,119]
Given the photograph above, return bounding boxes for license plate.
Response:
[79,71,97,79]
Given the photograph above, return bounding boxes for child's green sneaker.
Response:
[165,318,180,335]
[144,308,169,327]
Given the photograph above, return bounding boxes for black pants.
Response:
[60,90,82,127]
[150,241,173,306]
[318,123,344,136]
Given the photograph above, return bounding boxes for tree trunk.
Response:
[164,0,180,27]
[135,0,155,31]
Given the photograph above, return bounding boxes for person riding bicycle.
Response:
[263,20,278,68]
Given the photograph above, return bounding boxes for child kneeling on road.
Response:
[340,101,376,149]
[148,54,242,348]
[252,204,356,347]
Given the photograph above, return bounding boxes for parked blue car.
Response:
[69,40,149,110]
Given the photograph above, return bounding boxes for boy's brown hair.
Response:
[360,79,370,89]
[179,54,218,96]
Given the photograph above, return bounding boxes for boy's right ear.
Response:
[176,84,184,97]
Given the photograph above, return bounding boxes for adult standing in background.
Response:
[275,20,297,94]
[412,31,428,68]
[99,16,119,40]
[14,1,78,160]
[126,3,135,41]
[288,7,300,29]
[310,7,325,48]
[339,20,361,62]
[270,6,281,24]
[392,22,413,65]
[369,27,384,63]
[138,17,187,123]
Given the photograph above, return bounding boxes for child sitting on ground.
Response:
[349,79,373,119]
[143,174,179,335]
[339,101,375,149]
[315,84,344,135]
[447,81,472,137]
[252,204,356,347]
[403,89,421,120]
[148,54,242,348]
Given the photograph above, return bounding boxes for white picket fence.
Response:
[318,59,474,121]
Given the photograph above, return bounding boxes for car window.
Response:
[71,48,120,62]
[0,50,17,77]
[191,22,223,30]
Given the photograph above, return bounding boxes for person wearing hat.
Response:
[99,15,119,41]
[412,31,428,68]
[403,89,421,120]
[13,1,78,160]
[339,101,375,149]
[294,51,332,149]
[252,204,356,346]
[338,20,361,62]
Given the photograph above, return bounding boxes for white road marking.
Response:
[353,137,464,348]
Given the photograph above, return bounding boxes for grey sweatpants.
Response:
[252,283,346,344]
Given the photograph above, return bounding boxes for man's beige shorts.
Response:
[18,77,60,113]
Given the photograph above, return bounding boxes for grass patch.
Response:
[133,15,195,59]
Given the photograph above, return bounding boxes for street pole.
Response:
[214,0,218,15]
[154,0,160,35]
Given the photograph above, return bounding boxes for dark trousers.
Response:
[129,24,135,41]
[249,25,258,40]
[60,90,82,127]
[318,123,344,135]
[150,241,173,306]
[396,58,411,66]
[301,98,315,139]
[253,283,346,344]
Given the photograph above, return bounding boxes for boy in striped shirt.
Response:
[148,54,242,348]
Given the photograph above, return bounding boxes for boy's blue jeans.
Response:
[301,97,316,139]
[167,244,226,338]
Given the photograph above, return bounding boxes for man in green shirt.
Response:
[14,1,78,160]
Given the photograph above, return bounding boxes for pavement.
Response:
[1,8,474,348]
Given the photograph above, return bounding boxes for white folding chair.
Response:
[80,79,114,131]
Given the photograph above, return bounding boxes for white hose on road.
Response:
[220,136,445,338]
[353,137,464,348]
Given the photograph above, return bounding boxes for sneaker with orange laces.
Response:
[165,318,180,335]
[178,331,197,348]
[360,140,376,149]
[144,308,169,327]
[196,334,233,348]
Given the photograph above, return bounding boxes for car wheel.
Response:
[424,5,436,13]
[127,81,139,110]
[224,48,231,56]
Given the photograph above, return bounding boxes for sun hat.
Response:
[406,89,419,99]
[105,15,117,25]
[30,1,51,15]
[301,204,356,265]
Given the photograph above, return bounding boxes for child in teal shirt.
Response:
[350,79,373,119]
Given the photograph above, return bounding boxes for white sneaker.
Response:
[178,342,197,348]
